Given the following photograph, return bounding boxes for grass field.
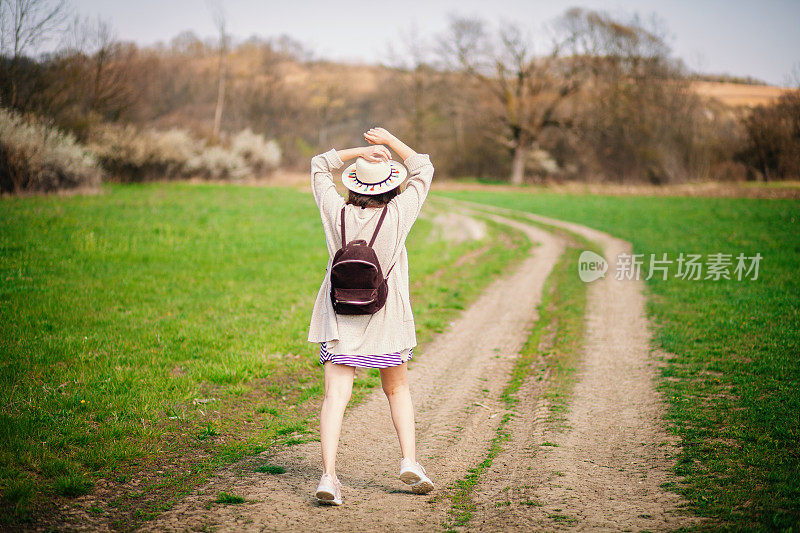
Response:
[0,182,529,527]
[437,190,800,530]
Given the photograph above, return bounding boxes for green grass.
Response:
[437,190,800,530]
[440,213,591,528]
[742,180,800,190]
[53,473,93,497]
[213,492,244,504]
[0,182,529,528]
[254,463,285,474]
[494,214,600,428]
[442,412,514,528]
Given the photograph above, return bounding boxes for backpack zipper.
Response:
[337,298,376,305]
[334,259,380,268]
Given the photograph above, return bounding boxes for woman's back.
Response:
[307,148,435,356]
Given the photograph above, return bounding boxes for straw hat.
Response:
[342,157,408,195]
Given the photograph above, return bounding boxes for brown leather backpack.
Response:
[329,205,395,315]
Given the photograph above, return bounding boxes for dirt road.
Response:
[140,202,698,532]
[141,209,564,532]
[449,200,702,531]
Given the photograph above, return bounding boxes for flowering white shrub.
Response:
[153,128,202,168]
[529,148,561,175]
[86,124,279,182]
[231,128,281,172]
[87,124,200,180]
[87,123,155,170]
[0,108,102,192]
[187,145,249,180]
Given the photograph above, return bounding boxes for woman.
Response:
[308,127,435,505]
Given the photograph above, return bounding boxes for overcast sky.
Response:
[69,0,800,86]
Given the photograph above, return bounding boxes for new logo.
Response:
[578,250,608,282]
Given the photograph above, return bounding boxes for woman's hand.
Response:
[364,127,417,161]
[360,145,391,163]
[364,127,397,146]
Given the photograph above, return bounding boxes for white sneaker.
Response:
[315,473,343,505]
[399,457,435,494]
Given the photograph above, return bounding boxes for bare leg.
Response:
[380,362,416,462]
[320,361,355,476]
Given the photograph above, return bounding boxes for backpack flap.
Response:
[332,287,379,305]
[331,257,381,287]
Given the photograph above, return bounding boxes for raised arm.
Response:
[336,145,391,164]
[364,127,416,160]
[364,127,434,234]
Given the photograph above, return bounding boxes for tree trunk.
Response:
[91,53,106,112]
[412,70,424,147]
[9,55,19,109]
[510,142,528,185]
[213,51,226,139]
[453,105,464,153]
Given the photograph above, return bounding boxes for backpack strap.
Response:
[371,205,397,279]
[340,206,346,248]
[368,205,389,247]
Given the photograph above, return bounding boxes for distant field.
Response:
[690,80,792,107]
[286,64,792,108]
[0,183,529,527]
[437,190,800,530]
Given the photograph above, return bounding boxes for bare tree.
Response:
[308,79,346,147]
[170,30,206,58]
[561,8,702,183]
[230,37,291,136]
[63,16,122,111]
[741,89,800,181]
[556,8,671,87]
[0,0,69,107]
[88,18,116,113]
[47,14,134,128]
[272,34,313,62]
[207,0,228,138]
[384,23,441,147]
[438,15,584,184]
[784,61,800,89]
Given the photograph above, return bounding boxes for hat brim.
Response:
[341,160,408,195]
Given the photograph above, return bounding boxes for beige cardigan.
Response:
[307,149,435,356]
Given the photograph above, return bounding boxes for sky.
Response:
[68,0,800,86]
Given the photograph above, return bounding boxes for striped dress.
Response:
[319,341,413,369]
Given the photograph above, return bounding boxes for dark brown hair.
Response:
[346,184,403,208]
